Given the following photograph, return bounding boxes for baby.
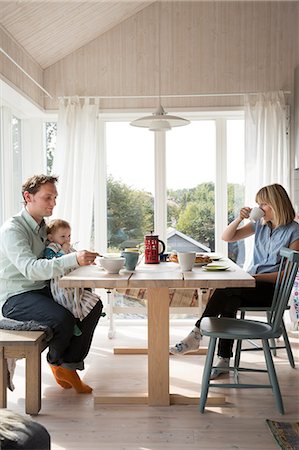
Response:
[44,219,102,328]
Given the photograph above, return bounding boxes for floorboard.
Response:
[5,318,299,450]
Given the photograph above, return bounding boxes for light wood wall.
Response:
[0,27,44,109]
[44,1,299,111]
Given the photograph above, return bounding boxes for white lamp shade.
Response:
[130,105,190,131]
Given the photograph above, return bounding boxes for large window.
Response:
[166,121,216,252]
[45,122,57,175]
[101,112,245,258]
[1,81,49,223]
[105,122,154,251]
[0,110,23,222]
[227,119,245,264]
[12,116,23,213]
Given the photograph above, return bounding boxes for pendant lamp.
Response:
[130,104,190,131]
[130,3,190,132]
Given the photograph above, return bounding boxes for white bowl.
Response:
[98,256,125,274]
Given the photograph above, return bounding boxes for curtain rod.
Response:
[60,91,291,100]
[0,47,53,99]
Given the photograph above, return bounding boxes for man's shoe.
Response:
[170,327,202,355]
[210,357,230,379]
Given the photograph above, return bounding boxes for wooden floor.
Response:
[5,318,299,450]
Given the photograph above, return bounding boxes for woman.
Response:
[170,184,299,379]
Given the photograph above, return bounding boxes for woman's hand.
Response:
[76,251,99,266]
[222,206,254,242]
[239,207,251,221]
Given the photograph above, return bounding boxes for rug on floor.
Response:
[266,419,299,450]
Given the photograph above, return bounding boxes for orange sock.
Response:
[49,365,72,389]
[55,366,93,394]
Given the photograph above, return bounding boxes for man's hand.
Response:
[76,250,99,266]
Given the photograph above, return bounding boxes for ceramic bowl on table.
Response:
[98,256,125,274]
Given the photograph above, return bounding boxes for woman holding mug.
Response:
[170,184,299,379]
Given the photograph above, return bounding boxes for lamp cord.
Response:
[158,1,162,109]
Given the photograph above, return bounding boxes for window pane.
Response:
[106,122,154,251]
[45,122,57,174]
[166,121,216,252]
[227,119,245,265]
[12,116,22,212]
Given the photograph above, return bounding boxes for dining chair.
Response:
[199,247,299,415]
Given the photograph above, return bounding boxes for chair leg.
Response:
[266,311,277,356]
[262,339,284,415]
[199,337,217,413]
[234,311,245,369]
[281,319,295,368]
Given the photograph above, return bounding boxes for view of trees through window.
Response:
[12,116,23,212]
[45,122,57,174]
[106,179,244,253]
[166,120,216,252]
[227,119,245,264]
[107,176,154,249]
[106,122,154,251]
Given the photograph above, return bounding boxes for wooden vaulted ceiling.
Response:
[0,1,156,69]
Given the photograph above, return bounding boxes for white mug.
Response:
[249,207,265,222]
[177,252,196,271]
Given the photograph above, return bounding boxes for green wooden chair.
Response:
[199,247,299,414]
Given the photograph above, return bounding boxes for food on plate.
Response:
[169,253,178,263]
[169,252,212,264]
[195,253,212,264]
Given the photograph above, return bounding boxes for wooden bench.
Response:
[0,329,48,415]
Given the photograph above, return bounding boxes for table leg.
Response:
[147,287,170,406]
[25,346,41,415]
[107,290,116,339]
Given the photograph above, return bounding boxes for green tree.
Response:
[106,177,243,254]
[107,176,154,249]
[45,122,57,174]
[174,182,215,249]
[177,202,215,249]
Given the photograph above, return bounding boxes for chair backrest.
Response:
[270,247,299,333]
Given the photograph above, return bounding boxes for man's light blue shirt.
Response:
[248,220,299,275]
[0,208,78,317]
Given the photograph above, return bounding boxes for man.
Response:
[0,175,102,393]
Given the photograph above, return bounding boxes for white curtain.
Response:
[52,97,99,249]
[244,91,289,204]
[243,91,290,269]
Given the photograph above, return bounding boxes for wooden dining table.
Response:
[60,257,255,406]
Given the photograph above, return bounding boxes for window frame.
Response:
[95,109,244,256]
[0,81,55,223]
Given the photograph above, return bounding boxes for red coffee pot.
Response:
[144,232,166,264]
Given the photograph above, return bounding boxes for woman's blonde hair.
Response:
[255,183,295,226]
[46,219,71,235]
